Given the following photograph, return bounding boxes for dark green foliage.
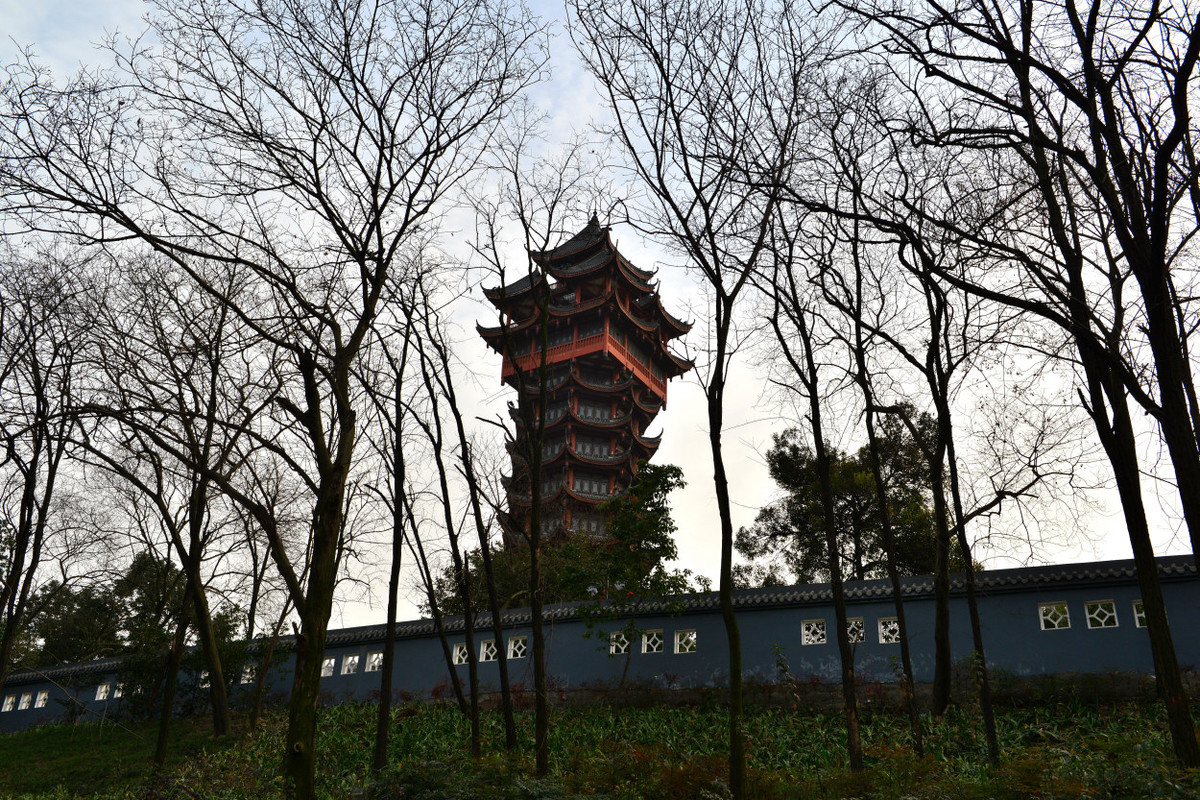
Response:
[434,463,704,614]
[114,551,187,653]
[27,581,126,666]
[735,415,949,586]
[6,701,1200,799]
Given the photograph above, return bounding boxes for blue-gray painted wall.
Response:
[1,556,1195,733]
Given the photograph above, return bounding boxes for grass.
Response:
[3,701,1200,799]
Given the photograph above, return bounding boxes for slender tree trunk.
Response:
[375,373,407,772]
[797,313,863,771]
[1094,372,1200,766]
[406,505,469,716]
[284,463,347,800]
[1139,277,1200,555]
[251,606,289,732]
[708,296,746,798]
[184,558,231,737]
[154,610,190,769]
[862,405,924,755]
[928,453,953,716]
[478,531,517,749]
[942,415,999,764]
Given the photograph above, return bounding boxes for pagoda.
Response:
[478,217,691,541]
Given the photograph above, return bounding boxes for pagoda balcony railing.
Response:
[575,372,634,392]
[503,330,669,400]
[570,446,629,464]
[570,486,615,501]
[511,402,568,427]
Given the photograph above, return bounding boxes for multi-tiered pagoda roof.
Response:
[479,217,691,540]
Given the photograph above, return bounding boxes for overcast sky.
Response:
[2,0,1184,629]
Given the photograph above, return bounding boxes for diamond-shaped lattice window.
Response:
[802,619,826,646]
[452,643,469,665]
[878,617,900,644]
[479,640,498,662]
[1133,599,1147,628]
[508,636,528,659]
[1039,602,1071,630]
[846,618,865,643]
[609,631,629,655]
[674,629,697,654]
[642,629,664,654]
[1085,600,1118,629]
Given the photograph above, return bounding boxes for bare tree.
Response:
[569,1,830,793]
[471,130,603,775]
[837,0,1200,764]
[80,256,265,737]
[761,220,864,770]
[0,247,85,692]
[0,1,546,793]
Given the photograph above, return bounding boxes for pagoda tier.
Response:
[478,217,691,541]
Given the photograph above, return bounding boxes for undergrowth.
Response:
[3,701,1200,799]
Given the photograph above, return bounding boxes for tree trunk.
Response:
[708,300,746,798]
[928,455,953,716]
[942,414,999,763]
[798,313,863,771]
[154,614,190,769]
[862,405,924,756]
[1089,363,1200,766]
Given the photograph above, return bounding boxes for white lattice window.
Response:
[341,655,359,675]
[34,691,47,709]
[674,629,698,654]
[1,695,13,712]
[480,640,498,662]
[1039,602,1071,630]
[321,657,335,677]
[96,684,110,701]
[846,618,865,643]
[366,651,384,672]
[642,629,664,654]
[452,642,469,665]
[507,636,528,659]
[801,619,826,646]
[199,671,210,688]
[1085,600,1118,629]
[114,684,123,698]
[1133,599,1147,628]
[609,631,629,655]
[17,693,31,710]
[878,617,900,644]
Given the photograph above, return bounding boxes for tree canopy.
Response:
[735,413,949,586]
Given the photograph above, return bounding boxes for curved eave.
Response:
[565,407,634,428]
[532,216,609,261]
[633,393,664,413]
[508,484,567,508]
[665,350,693,376]
[567,446,636,467]
[632,430,663,450]
[562,486,616,505]
[656,298,693,338]
[565,372,636,394]
[614,254,656,291]
[631,292,691,340]
[482,272,548,306]
[545,247,614,281]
